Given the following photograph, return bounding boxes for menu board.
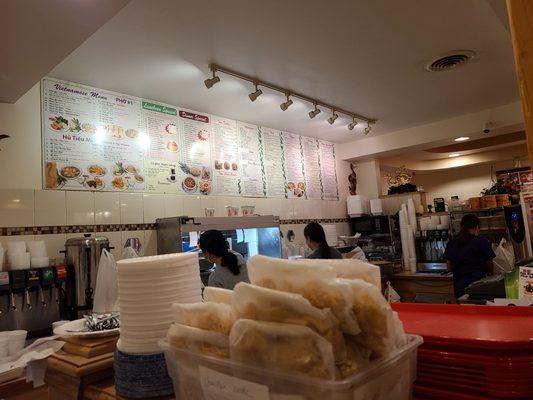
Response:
[301,137,323,199]
[282,132,306,199]
[211,116,240,196]
[177,109,213,195]
[238,123,265,197]
[42,79,146,192]
[261,128,286,198]
[318,140,339,200]
[41,78,339,199]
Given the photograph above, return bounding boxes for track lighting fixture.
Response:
[328,110,339,125]
[348,117,358,130]
[308,103,321,119]
[248,84,262,102]
[280,94,293,111]
[204,69,220,89]
[204,63,376,129]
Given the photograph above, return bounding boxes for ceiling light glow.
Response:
[454,137,470,142]
[449,153,460,158]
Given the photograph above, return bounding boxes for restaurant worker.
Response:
[199,230,249,289]
[304,222,343,259]
[444,214,496,298]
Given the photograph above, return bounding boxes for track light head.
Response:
[308,104,321,119]
[328,111,339,125]
[348,117,358,130]
[204,75,220,89]
[280,94,293,111]
[248,84,262,102]
[363,122,372,135]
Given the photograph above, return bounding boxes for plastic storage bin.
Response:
[160,334,422,400]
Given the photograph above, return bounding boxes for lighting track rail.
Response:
[205,63,376,133]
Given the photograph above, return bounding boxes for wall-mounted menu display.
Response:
[318,140,339,200]
[301,137,323,200]
[238,122,265,197]
[41,77,339,200]
[282,132,306,199]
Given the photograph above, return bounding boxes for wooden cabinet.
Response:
[392,272,455,303]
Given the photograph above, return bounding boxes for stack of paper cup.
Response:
[8,330,27,356]
[0,333,8,357]
[10,252,31,270]
[27,240,47,258]
[7,242,28,270]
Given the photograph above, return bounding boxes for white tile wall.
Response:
[66,192,95,225]
[35,190,66,226]
[0,189,34,227]
[95,192,120,225]
[143,194,165,223]
[119,193,143,224]
[0,189,349,262]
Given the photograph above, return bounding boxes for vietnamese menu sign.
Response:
[282,132,306,199]
[41,77,339,199]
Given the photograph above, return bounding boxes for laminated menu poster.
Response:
[177,109,213,195]
[519,266,533,299]
[318,140,339,200]
[211,116,240,196]
[282,132,306,199]
[301,137,322,199]
[261,127,286,198]
[142,101,181,193]
[238,122,265,197]
[42,78,146,192]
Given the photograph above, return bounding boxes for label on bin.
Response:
[199,366,270,400]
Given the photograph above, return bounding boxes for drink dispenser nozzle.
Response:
[39,267,55,308]
[8,271,26,312]
[25,270,40,311]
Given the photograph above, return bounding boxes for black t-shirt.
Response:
[444,234,496,297]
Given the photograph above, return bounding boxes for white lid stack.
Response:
[116,253,202,354]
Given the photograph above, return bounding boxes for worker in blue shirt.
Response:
[444,214,496,298]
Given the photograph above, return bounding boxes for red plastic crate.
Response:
[392,303,533,352]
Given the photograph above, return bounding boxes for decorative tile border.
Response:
[0,219,347,236]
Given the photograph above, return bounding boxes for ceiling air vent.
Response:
[425,50,475,72]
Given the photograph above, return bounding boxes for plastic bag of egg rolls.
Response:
[247,256,360,335]
[230,319,336,380]
[233,282,346,362]
[172,302,233,335]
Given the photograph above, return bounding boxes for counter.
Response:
[392,271,455,303]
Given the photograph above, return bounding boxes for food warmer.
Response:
[156,216,281,284]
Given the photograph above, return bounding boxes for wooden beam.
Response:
[507,0,533,167]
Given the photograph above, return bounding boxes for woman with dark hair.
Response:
[304,222,343,259]
[199,230,249,289]
[444,214,496,298]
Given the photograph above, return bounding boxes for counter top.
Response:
[394,271,452,281]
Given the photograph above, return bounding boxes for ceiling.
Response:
[379,130,527,171]
[0,0,131,103]
[27,1,520,143]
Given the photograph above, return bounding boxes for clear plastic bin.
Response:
[159,334,423,400]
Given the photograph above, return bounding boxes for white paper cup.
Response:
[9,252,30,270]
[30,256,49,268]
[7,242,26,255]
[27,241,47,258]
[8,330,27,356]
[0,333,8,358]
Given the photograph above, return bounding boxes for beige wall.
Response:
[413,159,529,205]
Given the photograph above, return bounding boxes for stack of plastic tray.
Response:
[392,303,533,400]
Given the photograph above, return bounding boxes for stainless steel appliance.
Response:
[156,216,281,285]
[64,235,110,319]
[415,230,449,273]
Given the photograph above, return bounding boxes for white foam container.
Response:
[160,334,423,400]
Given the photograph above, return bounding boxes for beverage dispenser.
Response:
[63,235,110,319]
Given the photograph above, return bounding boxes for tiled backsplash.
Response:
[0,189,349,265]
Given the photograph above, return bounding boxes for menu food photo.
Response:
[42,77,339,199]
